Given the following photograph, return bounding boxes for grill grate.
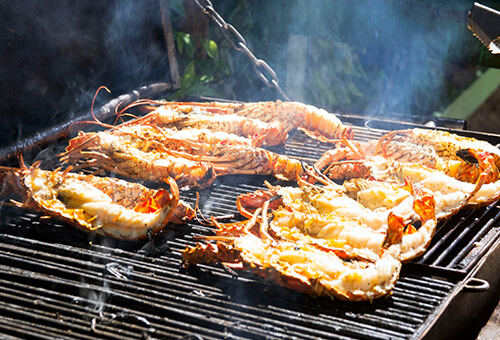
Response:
[1,117,500,339]
[0,234,455,340]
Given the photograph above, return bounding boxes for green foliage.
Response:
[167,0,478,113]
[305,39,370,108]
[168,0,283,102]
[168,31,230,100]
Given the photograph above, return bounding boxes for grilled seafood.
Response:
[338,156,497,218]
[157,100,353,142]
[64,126,305,182]
[134,106,288,146]
[314,136,500,213]
[315,128,500,185]
[116,124,304,180]
[343,177,462,221]
[174,140,305,180]
[314,145,371,180]
[236,178,436,262]
[380,128,500,183]
[316,149,492,217]
[395,163,500,208]
[183,204,404,301]
[61,130,216,189]
[116,124,262,148]
[315,138,441,181]
[0,163,195,240]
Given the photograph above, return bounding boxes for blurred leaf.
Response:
[219,48,234,74]
[175,31,196,59]
[213,59,231,75]
[199,74,214,83]
[195,60,215,76]
[174,31,184,54]
[184,82,221,97]
[181,61,196,89]
[184,35,196,59]
[203,39,219,59]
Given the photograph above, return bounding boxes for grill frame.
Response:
[0,90,500,339]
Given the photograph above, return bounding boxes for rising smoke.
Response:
[0,0,173,147]
[0,0,480,147]
[283,0,474,117]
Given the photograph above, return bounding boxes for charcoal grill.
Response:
[1,87,500,340]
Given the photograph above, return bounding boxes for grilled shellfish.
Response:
[0,163,194,240]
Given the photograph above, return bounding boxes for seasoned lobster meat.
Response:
[0,163,194,240]
[61,130,217,189]
[183,205,405,301]
[316,128,500,184]
[236,177,437,263]
[153,100,353,142]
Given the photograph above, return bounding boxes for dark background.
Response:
[0,1,173,146]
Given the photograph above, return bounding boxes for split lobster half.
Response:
[0,161,195,240]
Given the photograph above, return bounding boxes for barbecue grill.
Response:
[1,85,500,340]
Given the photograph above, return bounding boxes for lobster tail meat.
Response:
[154,100,352,142]
[1,165,194,240]
[61,130,216,189]
[182,178,439,301]
[182,223,403,301]
[139,106,289,146]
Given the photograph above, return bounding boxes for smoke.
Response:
[345,1,465,116]
[0,0,173,147]
[0,0,477,147]
[277,0,472,116]
[103,0,172,92]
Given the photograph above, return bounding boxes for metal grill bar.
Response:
[414,202,500,271]
[0,233,455,340]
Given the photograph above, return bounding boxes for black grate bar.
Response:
[415,203,500,268]
[449,205,500,269]
[0,280,234,340]
[0,260,410,340]
[0,272,394,340]
[350,125,385,142]
[0,270,271,340]
[0,234,457,340]
[0,240,227,300]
